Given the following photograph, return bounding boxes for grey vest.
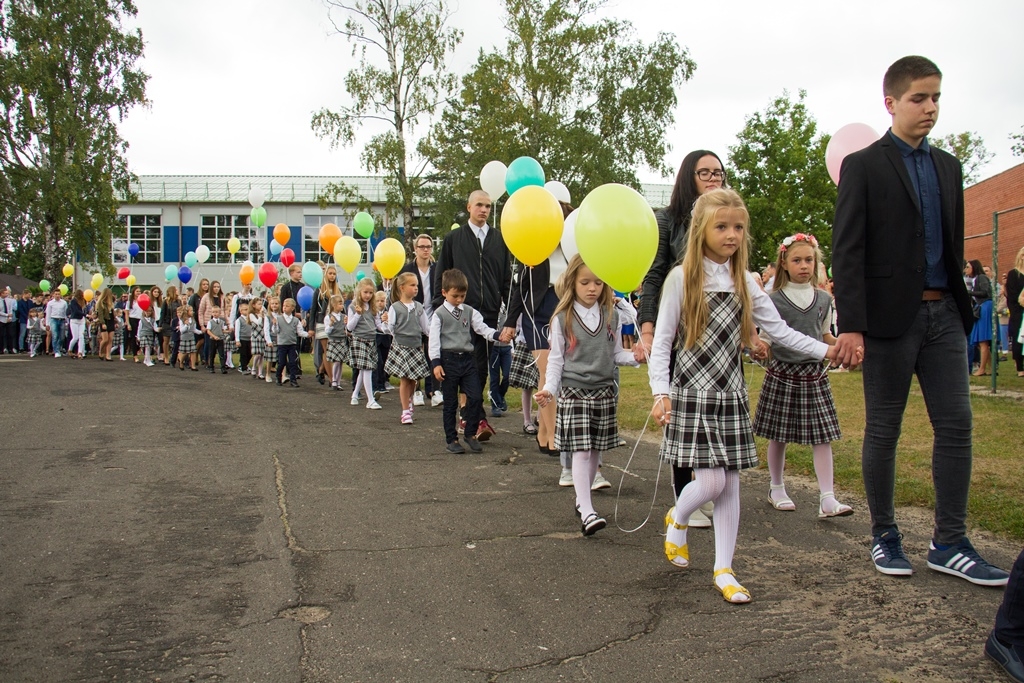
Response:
[326,312,347,342]
[237,316,252,341]
[349,307,377,341]
[555,308,619,390]
[207,317,226,339]
[769,288,832,364]
[275,314,301,346]
[391,301,425,347]
[437,304,476,353]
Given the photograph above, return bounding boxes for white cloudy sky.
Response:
[118,0,1024,186]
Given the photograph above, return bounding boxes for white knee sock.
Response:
[521,388,533,425]
[713,470,741,572]
[667,468,726,549]
[361,371,374,400]
[144,347,151,363]
[813,443,844,513]
[572,451,597,518]
[332,363,342,384]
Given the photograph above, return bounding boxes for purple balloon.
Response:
[128,242,140,258]
[178,266,193,284]
[296,285,314,311]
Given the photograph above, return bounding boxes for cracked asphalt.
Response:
[0,355,1017,682]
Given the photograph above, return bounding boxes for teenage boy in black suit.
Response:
[832,55,1007,586]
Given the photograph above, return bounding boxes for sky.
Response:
[117,0,1024,187]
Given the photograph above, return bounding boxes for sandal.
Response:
[768,484,796,511]
[818,492,854,518]
[713,568,751,604]
[523,423,538,435]
[663,507,689,567]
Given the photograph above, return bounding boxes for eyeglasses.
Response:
[695,169,726,181]
[416,244,432,249]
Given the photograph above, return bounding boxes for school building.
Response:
[87,175,673,294]
[964,162,1024,272]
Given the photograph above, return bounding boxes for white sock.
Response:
[667,468,726,549]
[361,371,374,401]
[767,440,790,504]
[521,388,533,425]
[712,470,746,598]
[332,364,342,384]
[572,451,597,518]
[144,348,151,363]
[812,443,843,513]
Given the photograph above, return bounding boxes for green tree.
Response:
[423,0,695,227]
[930,131,993,184]
[312,0,462,251]
[1009,125,1023,158]
[727,90,836,270]
[0,0,148,280]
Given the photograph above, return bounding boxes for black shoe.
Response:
[276,378,283,386]
[581,513,607,536]
[222,368,228,374]
[446,441,465,454]
[317,372,325,385]
[465,436,483,452]
[986,631,1024,682]
[289,380,299,388]
[209,368,215,373]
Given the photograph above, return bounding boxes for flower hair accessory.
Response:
[779,232,819,253]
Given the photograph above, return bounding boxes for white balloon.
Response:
[248,187,265,208]
[560,209,579,260]
[479,160,508,199]
[195,244,211,264]
[544,180,571,204]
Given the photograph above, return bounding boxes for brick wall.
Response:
[964,163,1024,273]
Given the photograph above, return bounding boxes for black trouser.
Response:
[206,338,226,369]
[1,321,17,353]
[995,547,1024,646]
[277,343,299,381]
[169,329,180,366]
[126,318,140,356]
[238,340,251,371]
[441,350,482,443]
[374,333,391,390]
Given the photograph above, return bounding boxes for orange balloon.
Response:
[273,223,290,247]
[319,223,342,253]
[239,262,255,286]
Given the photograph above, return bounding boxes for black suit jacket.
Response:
[832,133,973,338]
[399,259,435,307]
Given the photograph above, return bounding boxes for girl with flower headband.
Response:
[752,232,854,518]
[649,189,843,604]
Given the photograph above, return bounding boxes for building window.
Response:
[304,215,368,265]
[114,214,162,264]
[200,215,264,264]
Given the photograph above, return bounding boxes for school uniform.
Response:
[178,318,197,354]
[347,305,378,371]
[138,316,156,350]
[324,311,349,364]
[26,317,43,354]
[249,314,266,357]
[508,336,538,389]
[384,301,430,379]
[274,313,309,382]
[206,316,228,369]
[235,314,253,371]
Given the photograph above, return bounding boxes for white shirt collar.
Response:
[572,300,601,331]
[702,256,736,292]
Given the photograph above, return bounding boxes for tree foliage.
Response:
[0,0,148,280]
[727,90,836,270]
[423,0,695,227]
[930,131,993,185]
[312,0,462,250]
[1009,125,1023,158]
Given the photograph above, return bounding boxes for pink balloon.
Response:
[825,123,879,185]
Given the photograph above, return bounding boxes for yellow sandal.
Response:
[713,568,751,604]
[664,507,689,568]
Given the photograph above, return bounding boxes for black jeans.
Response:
[238,340,251,371]
[441,350,482,443]
[277,344,299,381]
[206,338,226,369]
[995,547,1024,646]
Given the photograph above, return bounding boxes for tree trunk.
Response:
[42,216,59,283]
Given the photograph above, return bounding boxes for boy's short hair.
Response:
[282,297,296,308]
[441,268,468,292]
[288,264,302,275]
[883,55,941,99]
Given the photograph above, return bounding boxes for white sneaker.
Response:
[413,390,425,406]
[688,507,712,528]
[558,469,574,487]
[144,360,155,367]
[591,471,612,491]
[266,374,274,383]
[366,400,383,410]
[699,501,714,518]
[431,391,444,407]
[351,396,360,406]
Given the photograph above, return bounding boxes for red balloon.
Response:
[117,266,131,280]
[137,293,151,311]
[258,262,278,288]
[280,248,295,268]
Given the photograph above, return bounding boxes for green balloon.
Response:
[353,212,374,238]
[58,283,69,296]
[250,206,267,228]
[39,279,51,292]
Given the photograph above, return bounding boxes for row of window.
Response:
[113,214,372,266]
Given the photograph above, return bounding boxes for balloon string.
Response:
[612,395,667,533]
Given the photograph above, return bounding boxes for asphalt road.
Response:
[0,355,1017,682]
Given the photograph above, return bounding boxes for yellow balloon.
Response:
[90,273,103,290]
[575,184,659,292]
[501,185,564,266]
[62,264,74,278]
[333,235,362,273]
[126,275,137,287]
[373,238,406,279]
[227,236,241,254]
[83,289,94,302]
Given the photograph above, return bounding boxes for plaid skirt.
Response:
[27,330,42,344]
[554,385,619,453]
[384,342,429,379]
[508,343,538,389]
[349,336,377,370]
[326,337,350,363]
[752,359,841,444]
[112,326,124,345]
[178,336,196,354]
[251,330,266,356]
[659,388,757,470]
[138,327,155,348]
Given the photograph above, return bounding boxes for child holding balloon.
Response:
[323,295,349,390]
[384,273,431,424]
[649,189,844,604]
[347,278,383,409]
[138,304,157,367]
[264,296,280,383]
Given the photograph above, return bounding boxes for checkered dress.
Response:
[660,291,757,470]
[349,336,377,370]
[112,318,124,346]
[508,342,539,389]
[753,359,841,444]
[27,322,42,346]
[250,317,266,355]
[138,319,155,348]
[554,385,619,452]
[326,337,350,363]
[178,325,196,354]
[384,342,429,379]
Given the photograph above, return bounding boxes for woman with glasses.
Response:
[635,149,727,527]
[399,235,438,405]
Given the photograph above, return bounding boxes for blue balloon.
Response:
[128,242,140,258]
[302,261,323,288]
[269,240,283,255]
[178,266,192,284]
[505,156,545,196]
[296,285,314,311]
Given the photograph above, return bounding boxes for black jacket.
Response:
[639,208,687,326]
[431,224,511,325]
[399,259,435,306]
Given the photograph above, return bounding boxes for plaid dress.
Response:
[112,317,124,346]
[250,316,266,356]
[138,317,155,349]
[660,291,757,470]
[554,385,619,452]
[178,322,197,354]
[753,359,841,444]
[508,341,539,389]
